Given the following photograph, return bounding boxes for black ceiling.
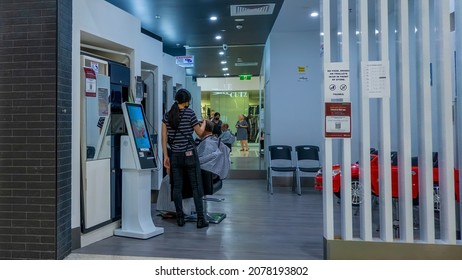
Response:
[105,0,284,78]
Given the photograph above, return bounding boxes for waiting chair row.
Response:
[267,145,321,195]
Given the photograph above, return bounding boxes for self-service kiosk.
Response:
[114,102,163,239]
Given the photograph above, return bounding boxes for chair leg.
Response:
[296,171,301,196]
[267,168,273,195]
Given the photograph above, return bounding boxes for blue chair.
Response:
[267,145,298,195]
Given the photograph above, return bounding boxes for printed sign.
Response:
[324,62,350,101]
[361,61,390,98]
[175,55,194,67]
[325,102,351,138]
[83,67,97,97]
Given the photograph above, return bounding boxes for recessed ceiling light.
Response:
[210,16,217,21]
[215,35,222,40]
[221,61,227,64]
[234,18,245,22]
[310,12,319,17]
[222,67,228,71]
[219,51,225,55]
[224,73,230,76]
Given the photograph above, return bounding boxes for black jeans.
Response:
[170,151,204,216]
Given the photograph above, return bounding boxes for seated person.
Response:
[196,120,231,179]
[218,123,235,152]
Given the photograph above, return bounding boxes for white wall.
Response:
[72,0,185,232]
[264,31,323,153]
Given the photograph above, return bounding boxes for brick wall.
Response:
[0,0,72,260]
[56,0,72,260]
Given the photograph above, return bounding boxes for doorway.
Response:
[201,87,265,178]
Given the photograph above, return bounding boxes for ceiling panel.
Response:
[105,0,284,78]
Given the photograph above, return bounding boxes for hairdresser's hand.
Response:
[163,156,170,171]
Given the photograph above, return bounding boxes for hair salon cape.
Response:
[196,136,231,179]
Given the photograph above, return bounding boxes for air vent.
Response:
[230,4,275,16]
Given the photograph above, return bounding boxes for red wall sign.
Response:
[83,67,97,97]
[325,102,351,138]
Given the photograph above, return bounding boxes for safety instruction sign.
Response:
[325,102,351,138]
[324,62,350,102]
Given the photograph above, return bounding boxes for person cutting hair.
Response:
[162,88,208,228]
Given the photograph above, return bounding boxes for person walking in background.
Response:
[235,114,249,151]
[162,88,209,228]
[211,112,223,137]
[219,123,235,152]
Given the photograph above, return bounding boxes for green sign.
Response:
[239,74,252,80]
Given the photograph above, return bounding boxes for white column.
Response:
[456,0,462,238]
[377,0,393,242]
[357,0,372,241]
[339,0,353,240]
[396,0,413,243]
[434,0,457,244]
[321,0,334,240]
[415,0,435,243]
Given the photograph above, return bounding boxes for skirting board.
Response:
[324,237,462,260]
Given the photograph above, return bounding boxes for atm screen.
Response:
[125,103,151,151]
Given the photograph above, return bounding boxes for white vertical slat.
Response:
[357,0,373,241]
[396,0,413,242]
[434,0,457,244]
[339,0,353,240]
[321,0,334,240]
[415,0,435,243]
[377,0,393,242]
[456,0,462,239]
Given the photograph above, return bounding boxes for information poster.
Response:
[83,67,97,97]
[361,60,390,98]
[324,62,350,101]
[325,102,351,138]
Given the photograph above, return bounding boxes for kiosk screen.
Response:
[124,103,157,169]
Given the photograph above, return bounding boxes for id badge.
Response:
[185,151,193,156]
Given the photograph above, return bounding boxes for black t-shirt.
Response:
[212,119,222,136]
[162,108,199,152]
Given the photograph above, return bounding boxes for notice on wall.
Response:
[361,61,390,98]
[324,62,350,102]
[83,67,97,97]
[298,66,308,82]
[325,102,351,138]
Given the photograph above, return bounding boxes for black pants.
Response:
[170,151,204,216]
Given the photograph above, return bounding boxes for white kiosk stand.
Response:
[114,102,164,239]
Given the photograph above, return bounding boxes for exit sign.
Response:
[239,74,252,80]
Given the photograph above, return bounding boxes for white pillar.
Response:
[357,0,373,241]
[456,0,462,239]
[321,0,334,240]
[434,0,457,244]
[396,0,414,243]
[339,0,353,240]
[415,0,435,243]
[376,0,393,242]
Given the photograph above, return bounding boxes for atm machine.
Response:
[114,102,163,239]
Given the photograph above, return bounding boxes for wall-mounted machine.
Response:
[114,102,163,239]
